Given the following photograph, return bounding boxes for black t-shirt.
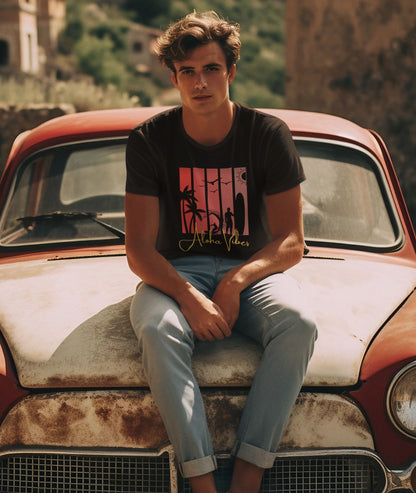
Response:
[125,104,305,259]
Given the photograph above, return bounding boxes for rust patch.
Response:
[203,392,246,453]
[279,393,373,450]
[120,407,167,446]
[0,391,168,450]
[95,406,111,422]
[0,393,87,446]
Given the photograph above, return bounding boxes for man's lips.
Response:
[192,94,212,101]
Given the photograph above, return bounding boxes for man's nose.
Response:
[194,73,207,89]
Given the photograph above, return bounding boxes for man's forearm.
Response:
[211,232,304,329]
[126,243,191,304]
[220,232,304,293]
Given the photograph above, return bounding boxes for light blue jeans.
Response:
[130,256,317,478]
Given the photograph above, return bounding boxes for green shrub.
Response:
[0,77,140,112]
[232,79,284,109]
[74,35,129,88]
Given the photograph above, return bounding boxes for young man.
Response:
[125,11,317,493]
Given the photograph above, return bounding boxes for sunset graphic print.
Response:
[178,166,250,253]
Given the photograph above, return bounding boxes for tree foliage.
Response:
[74,35,128,87]
[59,0,286,108]
[123,0,171,24]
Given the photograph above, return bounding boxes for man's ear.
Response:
[171,70,178,88]
[228,64,236,84]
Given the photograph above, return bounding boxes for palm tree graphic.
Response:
[180,185,204,234]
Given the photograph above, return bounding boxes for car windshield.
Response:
[0,138,399,250]
[0,141,127,246]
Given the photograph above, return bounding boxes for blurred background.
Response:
[0,0,415,226]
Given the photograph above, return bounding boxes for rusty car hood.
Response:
[0,255,415,389]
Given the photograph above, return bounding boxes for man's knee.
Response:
[298,309,318,343]
[267,306,317,347]
[138,309,194,354]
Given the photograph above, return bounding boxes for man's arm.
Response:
[212,184,304,328]
[124,192,230,341]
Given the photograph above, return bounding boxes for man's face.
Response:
[171,41,236,116]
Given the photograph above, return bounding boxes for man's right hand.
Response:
[178,284,232,341]
[125,193,231,342]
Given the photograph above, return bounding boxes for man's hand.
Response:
[212,278,241,330]
[179,285,232,341]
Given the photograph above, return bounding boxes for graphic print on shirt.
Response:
[178,166,250,253]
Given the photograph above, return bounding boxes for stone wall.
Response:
[0,103,75,173]
[285,0,416,225]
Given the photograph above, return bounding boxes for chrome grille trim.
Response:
[181,449,388,493]
[1,447,412,493]
[0,447,178,493]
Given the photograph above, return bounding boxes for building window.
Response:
[0,40,9,66]
[133,41,143,53]
[27,33,33,71]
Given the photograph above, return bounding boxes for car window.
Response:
[298,140,398,248]
[0,138,400,250]
[61,145,126,205]
[0,141,126,247]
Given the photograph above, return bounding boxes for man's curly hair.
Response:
[154,11,241,72]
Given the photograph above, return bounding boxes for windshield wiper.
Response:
[17,211,125,240]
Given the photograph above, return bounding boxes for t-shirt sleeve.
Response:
[125,127,160,196]
[263,120,305,195]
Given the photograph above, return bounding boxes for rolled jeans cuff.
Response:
[232,441,276,469]
[179,455,217,478]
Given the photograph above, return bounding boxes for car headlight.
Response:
[387,361,416,439]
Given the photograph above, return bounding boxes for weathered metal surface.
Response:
[0,390,168,450]
[0,391,373,452]
[0,255,415,388]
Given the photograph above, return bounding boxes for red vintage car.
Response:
[0,106,415,493]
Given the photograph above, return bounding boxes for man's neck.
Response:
[182,101,236,146]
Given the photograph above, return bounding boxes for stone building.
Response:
[285,0,416,223]
[0,0,65,75]
[127,23,171,86]
[0,1,169,84]
[37,0,65,65]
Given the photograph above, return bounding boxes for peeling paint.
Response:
[279,393,374,449]
[0,391,373,452]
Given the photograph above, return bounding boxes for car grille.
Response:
[184,455,386,493]
[0,452,172,493]
[0,451,386,493]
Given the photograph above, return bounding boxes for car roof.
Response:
[7,106,382,165]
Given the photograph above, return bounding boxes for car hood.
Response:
[0,255,415,389]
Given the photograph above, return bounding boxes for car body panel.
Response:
[0,255,415,389]
[0,334,29,419]
[0,391,373,452]
[360,290,416,380]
